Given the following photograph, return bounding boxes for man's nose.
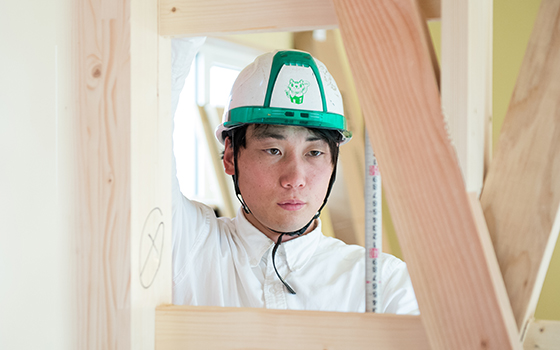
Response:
[279,156,306,189]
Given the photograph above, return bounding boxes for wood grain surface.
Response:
[480,0,560,334]
[75,0,132,348]
[130,0,173,349]
[333,0,520,349]
[159,0,441,37]
[523,319,560,350]
[156,305,430,350]
[75,0,172,348]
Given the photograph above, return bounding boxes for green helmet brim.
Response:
[225,106,352,139]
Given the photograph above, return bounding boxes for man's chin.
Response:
[245,210,318,235]
[270,217,318,235]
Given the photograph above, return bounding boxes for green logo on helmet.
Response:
[286,79,310,104]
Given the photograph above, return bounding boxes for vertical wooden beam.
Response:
[480,0,560,335]
[131,0,172,348]
[441,0,493,194]
[333,0,519,349]
[76,0,170,348]
[76,0,132,347]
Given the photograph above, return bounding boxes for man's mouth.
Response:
[277,200,306,211]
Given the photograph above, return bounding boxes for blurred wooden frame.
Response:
[75,0,560,349]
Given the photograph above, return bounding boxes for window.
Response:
[173,39,263,216]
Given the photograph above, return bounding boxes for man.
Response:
[172,49,418,313]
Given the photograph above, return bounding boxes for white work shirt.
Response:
[172,182,419,314]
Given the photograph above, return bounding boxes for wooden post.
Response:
[441,0,493,194]
[131,0,172,348]
[76,0,170,348]
[332,0,519,348]
[75,0,132,347]
[480,0,560,335]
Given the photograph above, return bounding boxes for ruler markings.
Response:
[365,132,382,313]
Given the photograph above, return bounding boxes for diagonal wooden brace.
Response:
[332,0,519,348]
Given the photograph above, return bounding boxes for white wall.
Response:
[0,1,76,348]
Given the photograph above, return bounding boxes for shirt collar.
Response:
[234,208,323,271]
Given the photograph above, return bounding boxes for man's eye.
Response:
[266,148,281,155]
[308,150,323,157]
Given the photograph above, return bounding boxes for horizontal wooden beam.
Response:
[155,305,429,349]
[333,0,519,349]
[480,0,560,333]
[159,0,441,37]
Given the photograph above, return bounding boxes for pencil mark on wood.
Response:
[139,207,164,289]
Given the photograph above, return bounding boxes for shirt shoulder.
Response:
[378,253,419,315]
[305,235,366,276]
[315,235,364,259]
[172,199,236,283]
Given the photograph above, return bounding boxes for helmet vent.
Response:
[301,113,309,118]
[285,111,294,117]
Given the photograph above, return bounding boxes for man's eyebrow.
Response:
[306,135,323,142]
[251,127,325,143]
[251,129,286,140]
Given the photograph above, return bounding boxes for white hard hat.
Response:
[215,50,352,145]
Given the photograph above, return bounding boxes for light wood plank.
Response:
[523,319,560,350]
[441,0,492,194]
[131,0,173,349]
[75,0,132,348]
[467,193,520,343]
[159,0,441,37]
[480,0,560,334]
[76,0,171,348]
[160,0,338,37]
[155,305,429,350]
[333,0,520,349]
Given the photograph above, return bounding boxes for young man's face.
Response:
[223,125,334,237]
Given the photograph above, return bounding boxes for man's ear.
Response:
[223,137,235,176]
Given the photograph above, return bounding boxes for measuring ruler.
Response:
[365,132,382,313]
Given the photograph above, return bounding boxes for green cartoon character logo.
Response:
[285,79,310,104]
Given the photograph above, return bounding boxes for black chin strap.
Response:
[230,130,339,295]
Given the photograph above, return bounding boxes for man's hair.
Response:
[223,124,341,165]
